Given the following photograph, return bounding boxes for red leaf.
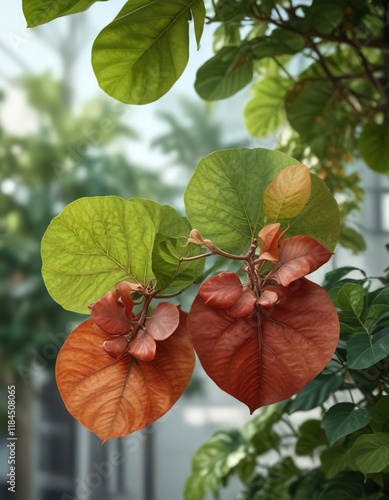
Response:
[115,281,139,317]
[258,223,285,262]
[257,290,278,307]
[90,291,132,335]
[188,278,339,412]
[103,337,129,358]
[56,311,195,442]
[272,235,333,287]
[145,303,180,341]
[128,329,156,361]
[199,272,243,309]
[228,287,256,317]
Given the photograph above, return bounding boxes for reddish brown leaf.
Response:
[128,329,156,361]
[103,337,129,358]
[258,223,285,262]
[115,281,139,315]
[188,278,339,412]
[146,302,180,341]
[228,287,256,317]
[257,290,278,307]
[90,291,132,335]
[199,272,243,309]
[56,311,195,442]
[272,235,333,287]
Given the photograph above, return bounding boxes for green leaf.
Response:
[244,76,291,137]
[320,444,351,479]
[318,472,367,499]
[305,1,344,34]
[184,429,250,500]
[295,420,327,456]
[349,433,389,475]
[371,396,389,432]
[289,469,324,500]
[347,328,389,369]
[323,266,367,291]
[250,29,305,59]
[339,226,366,254]
[321,403,372,447]
[243,403,286,455]
[184,148,340,254]
[337,283,365,318]
[195,46,253,101]
[364,304,389,332]
[41,197,155,314]
[130,199,204,294]
[286,81,334,139]
[92,0,205,104]
[23,0,106,27]
[359,121,389,174]
[289,373,343,413]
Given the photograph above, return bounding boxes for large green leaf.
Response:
[41,196,155,314]
[92,0,205,104]
[244,76,291,137]
[131,198,204,294]
[347,328,389,369]
[23,0,107,27]
[184,148,339,254]
[349,433,389,475]
[337,283,365,319]
[289,373,343,413]
[195,46,253,101]
[321,403,372,446]
[359,121,389,174]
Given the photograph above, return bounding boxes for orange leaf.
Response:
[188,278,339,412]
[90,291,132,335]
[146,302,180,341]
[258,223,286,262]
[103,337,129,358]
[128,329,156,361]
[56,311,195,442]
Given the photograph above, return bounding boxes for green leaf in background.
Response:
[92,0,205,104]
[41,196,155,314]
[337,283,365,318]
[304,1,344,34]
[23,0,107,27]
[318,472,369,499]
[359,121,389,174]
[347,328,389,369]
[321,403,372,446]
[364,305,389,332]
[320,444,351,479]
[349,433,389,475]
[131,198,204,294]
[194,46,253,101]
[184,429,251,500]
[295,420,327,456]
[323,266,367,291]
[244,76,291,137]
[289,469,324,500]
[184,148,340,254]
[286,81,335,140]
[339,225,367,254]
[289,373,343,413]
[250,29,305,59]
[371,396,389,432]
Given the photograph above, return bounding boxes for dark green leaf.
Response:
[195,46,253,101]
[323,267,367,291]
[347,329,389,369]
[23,0,107,27]
[289,373,343,413]
[318,472,367,499]
[320,444,351,479]
[337,283,365,318]
[349,433,389,474]
[305,1,344,34]
[321,403,372,446]
[370,396,389,432]
[92,0,205,104]
[295,420,327,455]
[250,29,305,59]
[359,121,389,174]
[364,305,389,332]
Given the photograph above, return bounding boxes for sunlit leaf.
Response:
[23,0,107,27]
[272,235,332,287]
[56,312,195,442]
[92,0,205,104]
[188,277,339,412]
[184,148,340,254]
[263,164,311,221]
[42,196,155,314]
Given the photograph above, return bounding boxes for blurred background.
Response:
[0,2,388,500]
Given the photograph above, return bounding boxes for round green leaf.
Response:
[23,0,106,27]
[359,121,389,174]
[321,403,372,447]
[349,433,389,475]
[92,0,205,104]
[195,46,253,101]
[184,148,339,254]
[244,76,290,137]
[42,196,155,314]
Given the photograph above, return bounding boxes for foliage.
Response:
[21,0,389,253]
[41,148,341,441]
[185,266,389,499]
